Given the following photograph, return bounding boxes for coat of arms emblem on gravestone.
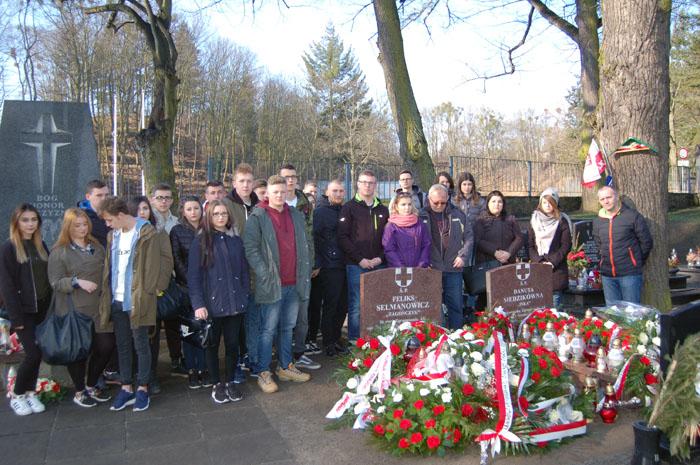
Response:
[394,267,413,290]
[515,262,530,282]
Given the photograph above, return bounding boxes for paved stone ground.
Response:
[1,350,663,465]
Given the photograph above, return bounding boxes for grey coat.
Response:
[242,206,311,304]
[419,205,474,272]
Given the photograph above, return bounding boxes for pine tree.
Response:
[303,23,373,162]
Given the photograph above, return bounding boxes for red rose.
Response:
[348,361,358,371]
[410,432,423,444]
[538,321,547,331]
[453,428,462,442]
[550,366,561,378]
[429,331,438,339]
[356,337,366,348]
[398,438,410,449]
[426,435,441,449]
[52,383,60,393]
[547,351,558,361]
[519,396,529,410]
[518,342,531,349]
[538,358,548,370]
[640,356,651,366]
[528,317,536,324]
[413,400,424,410]
[393,409,404,419]
[369,338,380,350]
[462,383,475,396]
[533,346,545,356]
[432,405,445,416]
[399,419,412,430]
[531,372,541,383]
[424,418,436,429]
[374,424,385,435]
[594,319,603,328]
[461,404,474,417]
[474,407,489,423]
[416,332,426,343]
[363,357,373,368]
[585,330,593,340]
[602,330,610,339]
[645,373,658,385]
[390,344,401,356]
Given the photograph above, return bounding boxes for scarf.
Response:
[388,213,418,227]
[530,210,559,256]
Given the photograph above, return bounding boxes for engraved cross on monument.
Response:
[20,113,72,193]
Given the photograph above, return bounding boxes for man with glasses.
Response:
[396,169,425,210]
[150,183,178,234]
[338,170,389,344]
[420,184,473,329]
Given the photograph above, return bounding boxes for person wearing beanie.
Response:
[527,187,572,308]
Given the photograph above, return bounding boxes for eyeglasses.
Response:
[211,212,228,217]
[283,175,298,180]
[155,196,173,202]
[399,177,412,182]
[358,180,376,185]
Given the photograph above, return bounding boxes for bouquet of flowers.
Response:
[567,239,590,275]
[522,308,574,335]
[36,377,66,404]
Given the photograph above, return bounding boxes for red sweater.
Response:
[262,202,297,286]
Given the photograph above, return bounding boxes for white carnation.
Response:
[450,348,457,356]
[441,392,452,403]
[420,388,430,397]
[392,393,403,403]
[509,374,520,387]
[464,332,475,341]
[377,405,386,414]
[638,332,649,345]
[548,409,560,423]
[604,320,615,329]
[645,320,656,333]
[471,362,486,377]
[470,352,483,362]
[406,383,415,392]
[637,345,647,355]
[652,337,661,347]
[346,377,359,390]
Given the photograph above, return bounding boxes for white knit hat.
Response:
[540,187,560,206]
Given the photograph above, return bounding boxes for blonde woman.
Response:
[0,204,51,416]
[48,208,112,408]
[382,191,431,268]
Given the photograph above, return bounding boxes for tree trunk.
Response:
[599,0,671,311]
[576,0,603,212]
[372,0,434,189]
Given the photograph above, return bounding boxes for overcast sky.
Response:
[203,0,581,116]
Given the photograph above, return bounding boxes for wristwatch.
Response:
[71,276,80,289]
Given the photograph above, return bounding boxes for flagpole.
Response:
[112,93,118,196]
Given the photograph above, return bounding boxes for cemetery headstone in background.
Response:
[0,101,100,246]
[573,220,600,264]
[516,228,529,262]
[487,262,553,321]
[360,267,442,335]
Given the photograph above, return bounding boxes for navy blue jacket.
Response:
[78,200,110,248]
[313,195,344,269]
[187,230,249,317]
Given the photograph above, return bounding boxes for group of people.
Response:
[0,162,653,416]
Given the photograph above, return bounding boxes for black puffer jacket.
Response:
[170,220,197,286]
[0,240,50,326]
[474,213,523,264]
[313,195,344,269]
[592,205,653,277]
[338,195,389,265]
[528,218,571,291]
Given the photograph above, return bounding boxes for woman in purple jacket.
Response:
[382,192,431,268]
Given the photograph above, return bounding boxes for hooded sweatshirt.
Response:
[261,201,297,285]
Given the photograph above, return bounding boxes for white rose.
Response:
[470,352,483,362]
[652,337,661,347]
[637,345,647,355]
[509,374,520,387]
[346,377,359,390]
[441,392,452,403]
[471,362,486,377]
[548,409,560,423]
[638,332,649,345]
[604,320,615,329]
[377,405,386,414]
[448,331,461,340]
[392,393,403,403]
[420,388,430,397]
[645,320,655,333]
[464,332,475,341]
[406,383,415,392]
[450,348,457,356]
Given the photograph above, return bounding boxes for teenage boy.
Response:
[98,196,173,412]
[150,183,178,234]
[203,180,226,209]
[78,179,110,247]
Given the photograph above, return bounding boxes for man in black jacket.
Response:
[338,170,389,342]
[592,186,653,306]
[313,180,349,356]
[78,179,110,248]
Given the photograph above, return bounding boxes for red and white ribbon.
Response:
[528,419,588,443]
[476,332,521,458]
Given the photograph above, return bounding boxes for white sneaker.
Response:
[10,394,32,416]
[25,392,46,413]
[294,354,321,370]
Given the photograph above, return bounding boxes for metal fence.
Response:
[105,155,696,201]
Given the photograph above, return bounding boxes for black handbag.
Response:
[36,293,94,365]
[157,278,190,321]
[463,260,501,294]
[178,315,212,349]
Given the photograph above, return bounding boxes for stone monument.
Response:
[573,220,600,264]
[360,267,442,335]
[486,262,553,321]
[0,100,100,245]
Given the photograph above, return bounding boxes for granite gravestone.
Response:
[516,228,529,261]
[360,267,442,335]
[486,262,553,321]
[573,220,600,264]
[0,101,100,245]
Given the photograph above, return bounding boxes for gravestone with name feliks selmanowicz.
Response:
[486,262,553,321]
[573,220,600,264]
[0,101,100,246]
[360,267,442,335]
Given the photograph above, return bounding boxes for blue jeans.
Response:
[243,294,260,372]
[346,264,384,340]
[601,274,643,306]
[183,341,206,372]
[111,302,151,387]
[258,286,299,372]
[442,272,464,329]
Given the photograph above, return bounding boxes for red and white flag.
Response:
[582,138,606,188]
